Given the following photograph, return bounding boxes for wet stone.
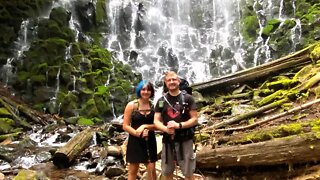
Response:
[104,166,125,178]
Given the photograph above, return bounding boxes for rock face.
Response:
[0,1,142,125]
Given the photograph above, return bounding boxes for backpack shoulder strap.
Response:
[149,99,154,109]
[132,99,139,111]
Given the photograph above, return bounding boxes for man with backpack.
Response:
[154,71,198,180]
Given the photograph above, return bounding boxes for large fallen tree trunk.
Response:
[52,128,94,168]
[192,44,315,94]
[197,132,320,169]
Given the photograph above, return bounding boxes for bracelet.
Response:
[179,122,182,129]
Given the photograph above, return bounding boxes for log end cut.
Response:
[53,152,71,168]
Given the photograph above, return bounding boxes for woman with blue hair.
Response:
[123,80,157,180]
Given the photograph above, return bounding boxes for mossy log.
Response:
[0,98,31,129]
[0,132,22,142]
[0,95,49,125]
[206,98,289,130]
[217,97,320,132]
[192,44,315,94]
[52,128,94,168]
[197,132,320,169]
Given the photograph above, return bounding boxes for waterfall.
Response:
[1,20,31,86]
[2,0,303,90]
[104,0,302,85]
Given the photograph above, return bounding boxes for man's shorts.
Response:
[161,139,196,177]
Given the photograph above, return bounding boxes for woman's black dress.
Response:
[126,110,157,163]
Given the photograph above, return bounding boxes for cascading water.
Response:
[1,0,303,90]
[0,20,31,86]
[105,0,302,85]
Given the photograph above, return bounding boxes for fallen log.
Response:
[216,97,320,132]
[0,98,32,129]
[197,132,320,169]
[52,128,94,168]
[0,95,49,125]
[205,98,289,130]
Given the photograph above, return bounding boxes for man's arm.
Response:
[154,112,173,134]
[171,109,198,129]
[154,112,166,132]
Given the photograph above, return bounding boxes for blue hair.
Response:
[136,80,155,98]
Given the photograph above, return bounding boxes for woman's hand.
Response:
[135,125,145,137]
[142,129,149,138]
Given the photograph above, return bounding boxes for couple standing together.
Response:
[122,71,198,180]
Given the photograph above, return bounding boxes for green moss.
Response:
[262,19,281,37]
[310,119,320,132]
[241,15,259,42]
[266,78,299,90]
[80,98,99,118]
[0,118,15,134]
[0,108,11,117]
[57,91,79,117]
[30,74,46,85]
[194,133,211,143]
[262,24,274,37]
[95,0,107,25]
[282,19,297,29]
[241,123,302,143]
[291,113,308,121]
[12,169,38,180]
[277,124,303,135]
[95,85,108,95]
[77,117,95,126]
[258,90,287,106]
[310,43,320,62]
[94,95,109,115]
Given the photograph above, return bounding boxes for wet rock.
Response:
[107,145,122,157]
[13,169,49,180]
[35,151,52,163]
[105,166,126,178]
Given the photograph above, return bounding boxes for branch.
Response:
[215,97,320,132]
[204,98,289,130]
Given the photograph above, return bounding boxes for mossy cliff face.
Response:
[0,1,141,125]
[0,0,52,66]
[239,0,320,60]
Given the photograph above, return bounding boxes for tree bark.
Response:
[196,132,320,169]
[53,128,94,168]
[192,44,315,94]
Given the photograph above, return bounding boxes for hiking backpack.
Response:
[162,77,192,95]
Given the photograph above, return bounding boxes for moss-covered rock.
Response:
[241,15,259,43]
[0,118,15,134]
[261,19,281,39]
[0,0,52,64]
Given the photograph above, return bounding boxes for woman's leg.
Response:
[128,163,139,180]
[145,162,157,180]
